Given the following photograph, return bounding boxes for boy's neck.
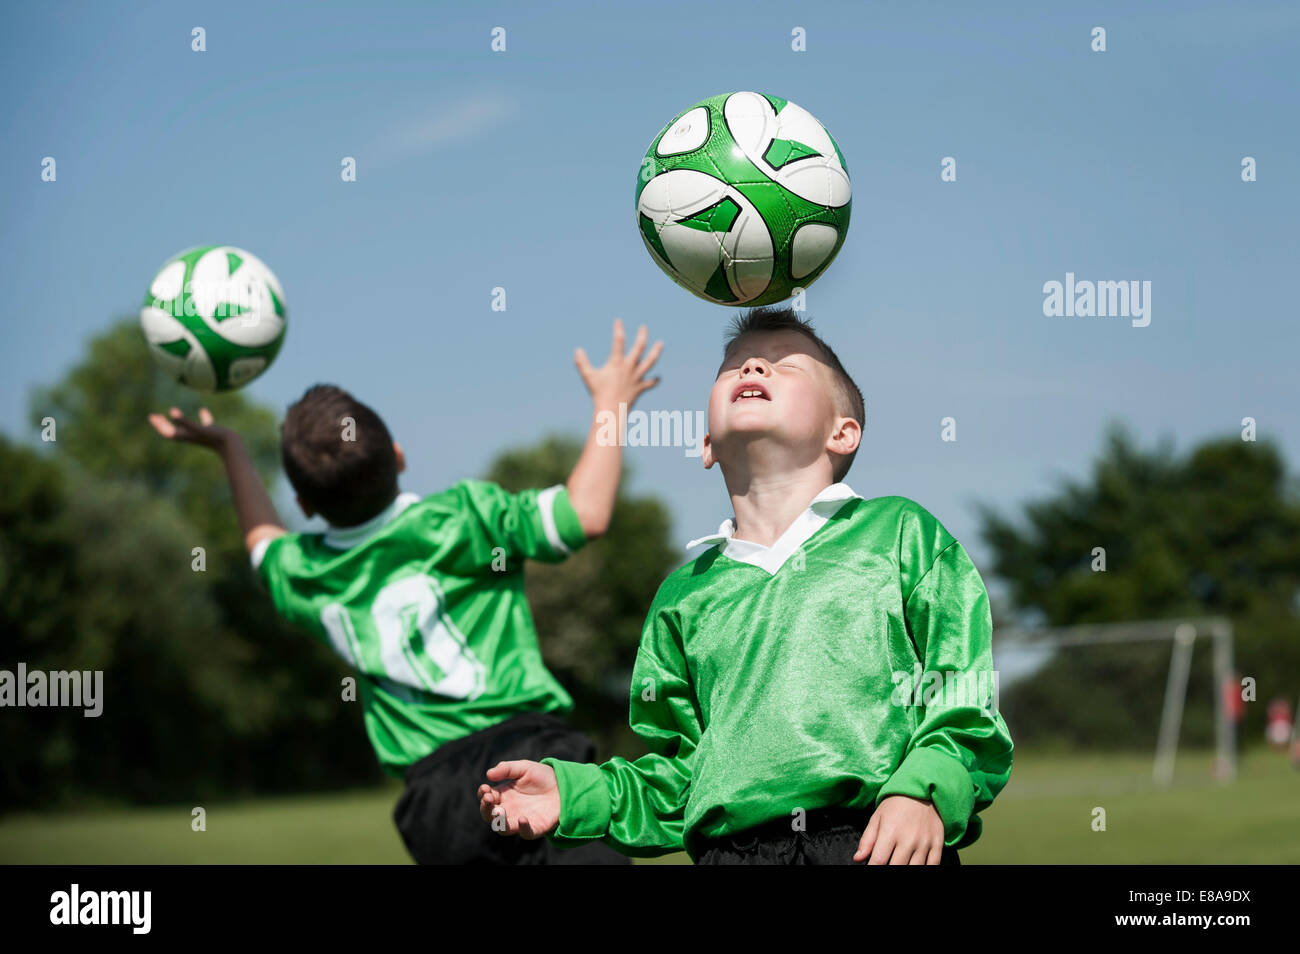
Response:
[326,489,404,531]
[724,466,837,547]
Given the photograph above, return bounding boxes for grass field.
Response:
[2,748,1295,864]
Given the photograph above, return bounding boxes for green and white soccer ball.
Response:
[140,245,287,391]
[636,91,851,307]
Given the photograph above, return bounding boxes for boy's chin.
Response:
[711,424,779,448]
[717,411,784,432]
[711,430,810,468]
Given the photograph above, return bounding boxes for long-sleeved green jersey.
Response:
[253,480,586,776]
[542,483,1013,860]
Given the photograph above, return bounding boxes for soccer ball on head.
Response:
[140,245,287,392]
[636,91,851,307]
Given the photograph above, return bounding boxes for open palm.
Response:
[147,406,231,451]
[478,760,561,840]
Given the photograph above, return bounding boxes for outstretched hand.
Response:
[147,406,232,452]
[147,404,286,553]
[477,760,561,840]
[574,318,663,410]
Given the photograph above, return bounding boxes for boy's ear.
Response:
[296,494,316,519]
[393,441,406,474]
[826,417,861,462]
[701,432,716,469]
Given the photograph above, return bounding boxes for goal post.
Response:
[998,616,1237,785]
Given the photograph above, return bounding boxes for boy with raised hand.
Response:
[479,306,1013,865]
[150,319,661,865]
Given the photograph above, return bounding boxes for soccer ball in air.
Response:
[636,91,851,307]
[140,246,287,391]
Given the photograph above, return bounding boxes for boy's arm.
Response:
[876,533,1014,850]
[457,320,662,566]
[148,407,287,554]
[542,612,698,856]
[565,319,662,539]
[481,602,699,857]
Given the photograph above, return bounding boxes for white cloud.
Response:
[369,93,517,167]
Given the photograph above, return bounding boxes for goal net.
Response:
[993,616,1237,785]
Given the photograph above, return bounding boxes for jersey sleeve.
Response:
[250,533,298,620]
[541,600,699,857]
[457,479,587,565]
[877,507,1014,849]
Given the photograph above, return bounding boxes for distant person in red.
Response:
[1264,698,1293,749]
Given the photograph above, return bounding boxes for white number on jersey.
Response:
[320,574,487,700]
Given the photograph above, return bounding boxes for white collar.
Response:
[685,482,863,575]
[323,491,421,550]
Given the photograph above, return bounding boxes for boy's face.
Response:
[704,329,853,474]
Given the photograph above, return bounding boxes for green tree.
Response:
[4,318,377,810]
[979,424,1300,750]
[0,435,232,807]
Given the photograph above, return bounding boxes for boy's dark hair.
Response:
[722,306,865,482]
[281,384,400,527]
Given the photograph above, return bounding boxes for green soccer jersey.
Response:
[542,483,1014,860]
[253,479,587,776]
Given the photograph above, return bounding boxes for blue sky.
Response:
[3,0,1297,599]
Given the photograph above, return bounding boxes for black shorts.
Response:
[392,710,631,865]
[693,806,962,865]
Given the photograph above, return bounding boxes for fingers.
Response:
[881,838,933,866]
[573,347,594,381]
[634,339,664,378]
[868,829,897,865]
[580,321,661,405]
[608,318,625,359]
[478,783,518,836]
[856,818,939,865]
[484,760,532,782]
[894,841,932,865]
[198,407,214,426]
[163,407,193,435]
[147,413,177,439]
[625,324,648,364]
[486,802,514,836]
[477,784,500,824]
[852,814,879,863]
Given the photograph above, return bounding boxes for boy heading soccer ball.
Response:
[479,307,1014,865]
